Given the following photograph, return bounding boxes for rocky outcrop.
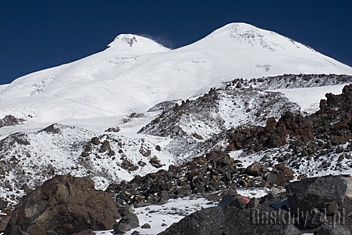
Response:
[160,193,301,235]
[4,175,120,235]
[286,177,347,212]
[226,74,352,90]
[139,86,299,159]
[227,83,352,170]
[227,111,313,152]
[286,177,348,230]
[160,176,350,235]
[0,115,25,128]
[107,151,295,207]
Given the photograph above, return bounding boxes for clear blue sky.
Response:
[1,0,351,85]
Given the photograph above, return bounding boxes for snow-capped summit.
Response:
[107,34,170,54]
[0,23,352,124]
[204,22,313,52]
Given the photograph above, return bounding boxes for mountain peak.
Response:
[208,22,262,37]
[107,34,170,54]
[200,22,315,53]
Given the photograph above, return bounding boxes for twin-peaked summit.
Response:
[0,23,352,123]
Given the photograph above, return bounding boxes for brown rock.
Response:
[245,161,264,176]
[155,145,161,151]
[4,175,120,235]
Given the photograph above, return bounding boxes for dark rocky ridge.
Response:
[106,150,294,207]
[225,74,352,90]
[0,115,25,128]
[139,86,299,159]
[223,84,352,178]
[227,84,352,152]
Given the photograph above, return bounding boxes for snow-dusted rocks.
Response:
[0,123,173,208]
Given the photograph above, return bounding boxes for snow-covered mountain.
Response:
[0,23,351,124]
[1,23,352,234]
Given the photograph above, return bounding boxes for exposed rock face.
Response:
[0,115,25,128]
[228,84,352,152]
[4,175,120,235]
[285,177,347,212]
[160,177,351,235]
[107,150,295,207]
[227,111,313,152]
[160,202,301,235]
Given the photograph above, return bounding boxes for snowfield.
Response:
[0,23,351,125]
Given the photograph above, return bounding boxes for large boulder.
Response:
[159,206,225,235]
[285,176,347,212]
[4,175,120,235]
[159,201,301,235]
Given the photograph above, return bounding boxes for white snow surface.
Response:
[273,84,349,113]
[94,187,268,235]
[1,23,352,124]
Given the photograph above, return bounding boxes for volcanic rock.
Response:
[285,176,347,212]
[4,175,120,235]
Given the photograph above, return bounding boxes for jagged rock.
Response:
[285,176,347,212]
[41,123,61,134]
[90,136,100,145]
[105,127,120,133]
[149,156,162,168]
[137,160,146,167]
[245,161,264,176]
[4,175,120,235]
[139,148,151,157]
[0,115,25,128]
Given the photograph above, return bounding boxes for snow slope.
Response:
[1,23,352,124]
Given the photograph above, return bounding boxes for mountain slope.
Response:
[0,23,352,124]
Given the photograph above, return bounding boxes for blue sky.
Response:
[1,0,351,84]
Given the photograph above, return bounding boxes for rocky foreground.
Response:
[2,175,352,234]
